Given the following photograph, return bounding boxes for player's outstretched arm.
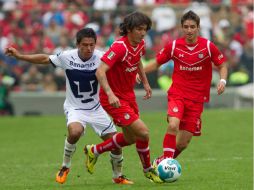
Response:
[217,63,228,95]
[5,47,50,65]
[143,60,159,74]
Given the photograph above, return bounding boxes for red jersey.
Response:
[100,36,146,101]
[156,37,225,102]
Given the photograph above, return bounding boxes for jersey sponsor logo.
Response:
[124,113,130,120]
[125,66,138,72]
[107,51,115,60]
[180,65,202,71]
[69,61,95,68]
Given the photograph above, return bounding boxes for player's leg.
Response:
[84,132,131,173]
[174,99,203,158]
[162,95,184,159]
[84,107,131,175]
[56,122,84,184]
[56,109,86,184]
[174,130,193,158]
[153,96,184,166]
[125,119,162,183]
[163,116,180,158]
[101,133,133,184]
[84,101,139,172]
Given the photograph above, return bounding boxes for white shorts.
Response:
[64,105,117,137]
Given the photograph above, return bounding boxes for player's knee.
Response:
[138,128,149,141]
[69,128,83,140]
[168,120,179,131]
[167,124,178,133]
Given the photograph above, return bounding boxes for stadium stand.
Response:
[0,0,253,115]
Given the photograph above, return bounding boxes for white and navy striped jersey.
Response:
[49,49,104,111]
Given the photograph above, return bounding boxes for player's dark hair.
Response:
[76,28,97,44]
[181,10,200,27]
[119,11,152,36]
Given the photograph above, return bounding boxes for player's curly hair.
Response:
[76,28,97,44]
[181,10,200,27]
[119,11,152,36]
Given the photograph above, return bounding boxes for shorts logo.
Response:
[173,107,178,113]
[124,113,130,120]
[196,119,201,129]
[107,51,115,60]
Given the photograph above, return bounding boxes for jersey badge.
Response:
[198,53,204,59]
[179,54,184,58]
[124,113,130,120]
[107,51,115,60]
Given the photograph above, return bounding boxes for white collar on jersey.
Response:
[185,44,199,51]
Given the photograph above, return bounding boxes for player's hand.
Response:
[143,83,152,100]
[136,73,141,84]
[108,92,121,108]
[217,80,226,95]
[5,47,19,58]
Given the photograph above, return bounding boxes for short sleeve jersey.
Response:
[100,36,146,101]
[156,37,225,102]
[49,49,104,110]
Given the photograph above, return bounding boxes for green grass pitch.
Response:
[0,109,252,190]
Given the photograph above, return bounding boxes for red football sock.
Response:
[163,133,176,158]
[173,148,181,158]
[136,139,151,170]
[93,133,130,154]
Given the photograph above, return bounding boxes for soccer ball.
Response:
[157,158,182,182]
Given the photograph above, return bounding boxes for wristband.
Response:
[220,79,227,85]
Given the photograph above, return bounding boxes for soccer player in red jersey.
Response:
[84,11,162,183]
[143,10,228,164]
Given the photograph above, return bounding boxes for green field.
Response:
[0,109,253,190]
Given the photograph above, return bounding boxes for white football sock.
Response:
[110,153,123,178]
[62,138,76,168]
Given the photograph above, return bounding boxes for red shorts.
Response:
[100,98,139,127]
[167,94,204,136]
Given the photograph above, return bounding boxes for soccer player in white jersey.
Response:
[142,11,228,164]
[5,28,133,185]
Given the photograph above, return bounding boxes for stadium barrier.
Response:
[9,86,253,116]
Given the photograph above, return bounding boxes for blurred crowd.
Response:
[0,0,253,95]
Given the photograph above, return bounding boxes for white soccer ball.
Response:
[157,158,182,182]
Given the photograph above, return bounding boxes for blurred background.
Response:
[0,0,253,116]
